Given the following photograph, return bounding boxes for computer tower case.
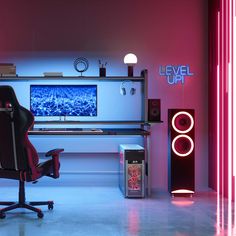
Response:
[119,144,145,198]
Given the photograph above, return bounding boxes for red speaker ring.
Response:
[172,111,194,134]
[172,134,194,157]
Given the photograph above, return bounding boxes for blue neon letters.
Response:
[159,65,193,84]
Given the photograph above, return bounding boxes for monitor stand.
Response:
[59,116,67,121]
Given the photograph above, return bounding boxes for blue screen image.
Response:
[30,85,97,116]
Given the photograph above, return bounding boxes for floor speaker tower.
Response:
[168,109,195,195]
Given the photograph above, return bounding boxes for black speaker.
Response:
[148,99,161,121]
[168,109,195,195]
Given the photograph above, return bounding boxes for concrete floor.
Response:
[0,186,233,236]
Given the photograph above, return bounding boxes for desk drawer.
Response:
[29,135,143,153]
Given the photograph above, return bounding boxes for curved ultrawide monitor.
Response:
[30,85,97,117]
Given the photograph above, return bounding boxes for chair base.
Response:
[0,180,54,219]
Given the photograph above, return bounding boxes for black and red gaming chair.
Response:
[0,85,63,219]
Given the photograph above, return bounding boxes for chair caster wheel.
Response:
[0,212,6,219]
[48,202,54,210]
[37,211,44,218]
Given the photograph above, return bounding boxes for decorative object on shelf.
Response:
[99,60,107,77]
[120,80,136,96]
[74,57,89,76]
[43,72,63,77]
[123,53,138,77]
[0,63,17,77]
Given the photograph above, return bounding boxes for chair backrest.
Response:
[0,86,39,172]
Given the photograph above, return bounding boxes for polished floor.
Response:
[0,185,233,236]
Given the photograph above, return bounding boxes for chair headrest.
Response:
[0,86,20,109]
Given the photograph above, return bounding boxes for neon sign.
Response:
[159,65,193,84]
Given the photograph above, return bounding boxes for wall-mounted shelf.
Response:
[148,121,164,123]
[0,70,149,123]
[34,120,147,125]
[0,76,144,82]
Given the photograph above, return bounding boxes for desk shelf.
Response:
[34,120,149,125]
[0,76,144,82]
[29,128,150,136]
[29,134,145,153]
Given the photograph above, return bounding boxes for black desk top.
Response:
[29,128,150,136]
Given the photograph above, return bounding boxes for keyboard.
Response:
[31,128,103,133]
[37,128,82,131]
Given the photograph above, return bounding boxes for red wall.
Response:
[0,0,209,192]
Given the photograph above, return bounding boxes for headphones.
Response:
[120,81,136,96]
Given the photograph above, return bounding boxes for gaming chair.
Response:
[0,86,63,218]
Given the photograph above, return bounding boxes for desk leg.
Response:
[144,135,151,197]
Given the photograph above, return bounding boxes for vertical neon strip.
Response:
[217,11,221,234]
[233,0,236,176]
[228,0,233,234]
[233,0,236,175]
[232,0,236,231]
[217,65,220,234]
[220,1,225,229]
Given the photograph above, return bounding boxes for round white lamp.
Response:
[124,53,138,77]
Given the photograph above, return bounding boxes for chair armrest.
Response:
[45,149,64,178]
[45,148,64,157]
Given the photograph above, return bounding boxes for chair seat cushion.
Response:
[0,158,60,182]
[37,159,60,178]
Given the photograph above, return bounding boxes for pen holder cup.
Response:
[99,67,106,77]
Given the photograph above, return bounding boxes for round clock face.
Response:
[74,57,89,74]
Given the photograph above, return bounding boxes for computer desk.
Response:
[1,70,158,196]
[28,127,152,196]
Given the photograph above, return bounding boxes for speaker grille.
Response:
[172,135,194,157]
[172,111,194,133]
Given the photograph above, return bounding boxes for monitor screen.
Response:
[30,85,97,117]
